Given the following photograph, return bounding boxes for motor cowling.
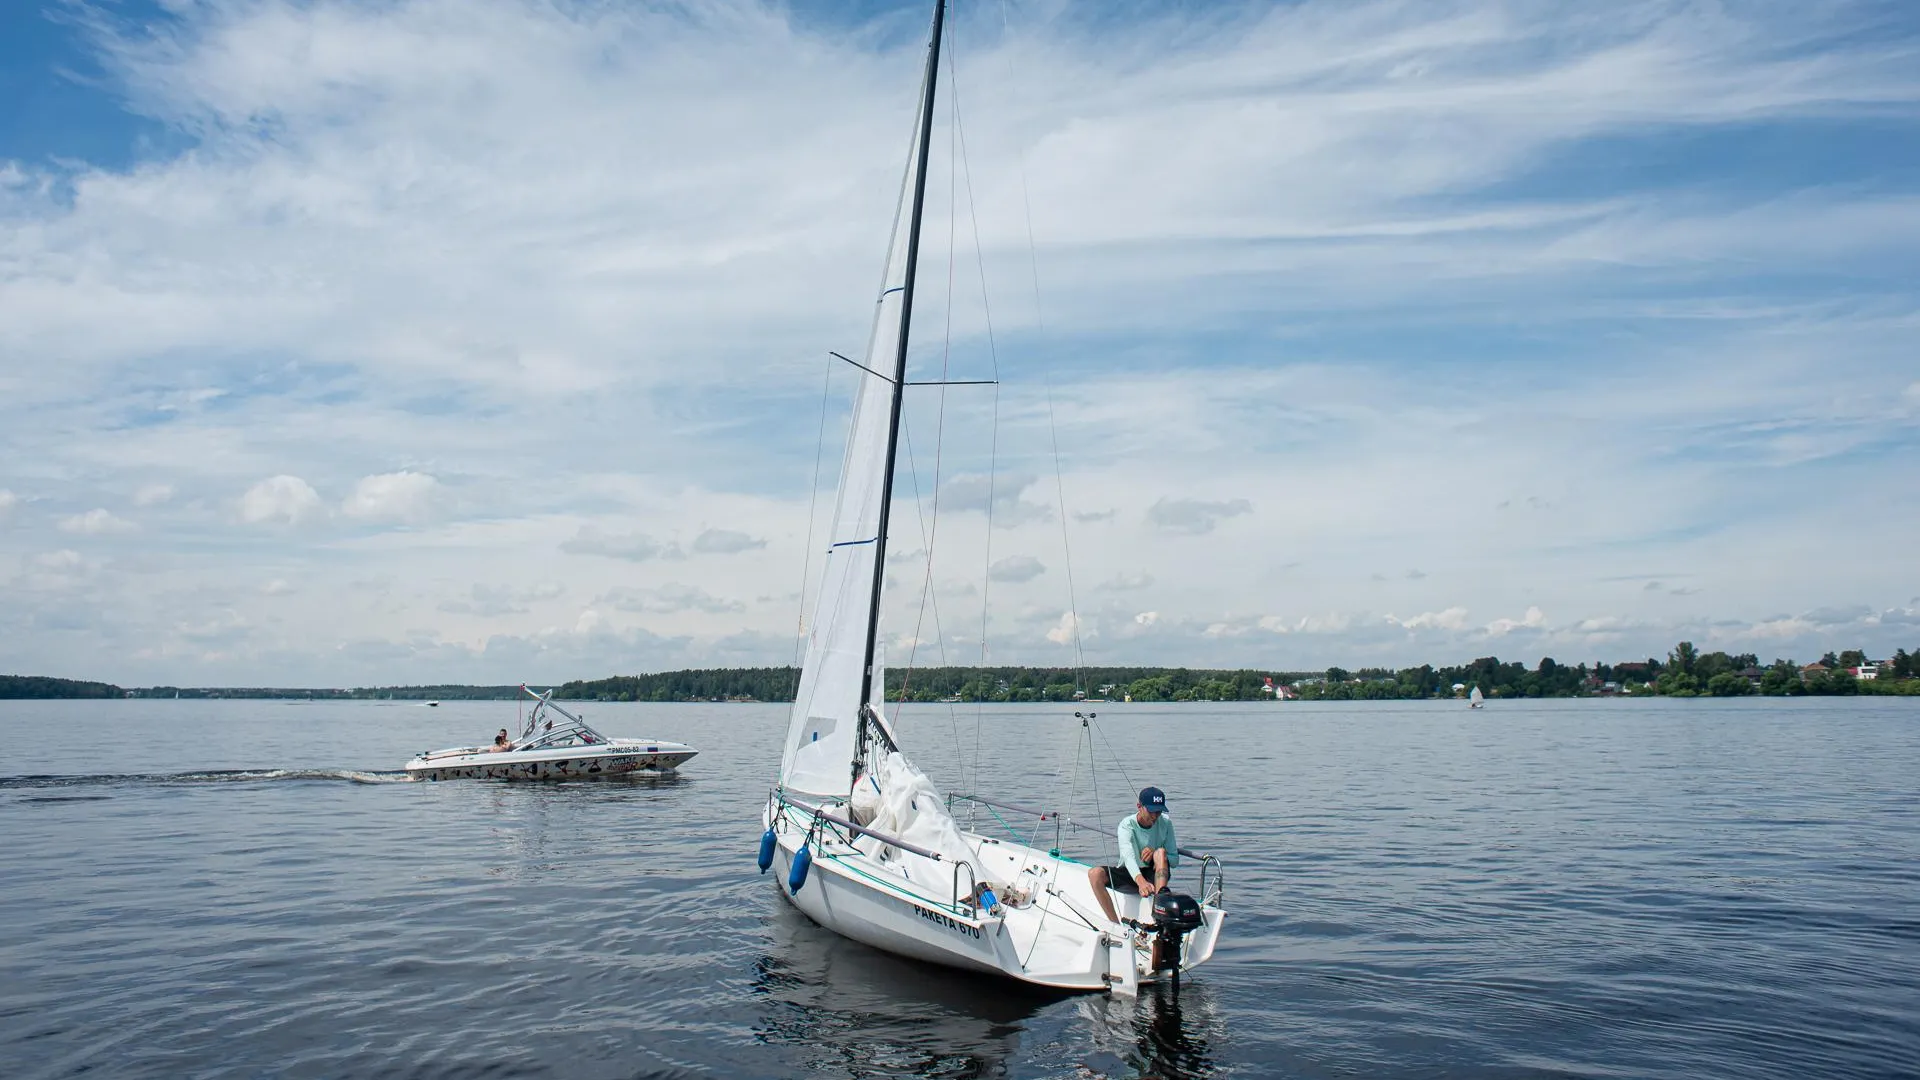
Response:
[1151,892,1203,934]
[1146,892,1203,995]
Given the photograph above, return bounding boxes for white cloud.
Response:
[439,582,565,616]
[342,471,440,524]
[940,474,1053,527]
[0,489,17,514]
[1389,607,1471,631]
[133,483,175,507]
[1134,611,1159,626]
[560,527,673,562]
[691,528,766,554]
[261,579,293,596]
[239,475,325,525]
[1146,497,1253,535]
[1101,571,1153,591]
[59,508,136,535]
[597,584,744,615]
[988,555,1047,583]
[1485,606,1547,636]
[1044,611,1083,646]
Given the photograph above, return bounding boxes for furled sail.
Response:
[778,62,935,800]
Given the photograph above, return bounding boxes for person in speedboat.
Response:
[1088,786,1178,926]
[490,729,514,752]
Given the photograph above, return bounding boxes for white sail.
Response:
[777,66,934,801]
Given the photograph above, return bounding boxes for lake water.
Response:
[1,697,1915,1079]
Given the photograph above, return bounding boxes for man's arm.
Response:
[1117,820,1143,879]
[1163,819,1179,870]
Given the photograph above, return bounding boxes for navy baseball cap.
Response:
[1139,786,1169,814]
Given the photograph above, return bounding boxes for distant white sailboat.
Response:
[1469,686,1485,709]
[757,0,1224,995]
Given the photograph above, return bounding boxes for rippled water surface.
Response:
[2,698,1916,1079]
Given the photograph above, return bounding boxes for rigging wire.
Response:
[790,354,838,675]
[896,421,960,790]
[894,22,970,794]
[939,21,1005,783]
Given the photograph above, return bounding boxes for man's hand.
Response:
[1136,873,1158,896]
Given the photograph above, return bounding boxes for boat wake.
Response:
[1,768,414,790]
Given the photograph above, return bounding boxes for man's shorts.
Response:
[1104,866,1164,894]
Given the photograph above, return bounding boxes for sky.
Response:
[1,0,1917,688]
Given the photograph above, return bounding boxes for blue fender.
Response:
[757,827,777,873]
[787,843,812,895]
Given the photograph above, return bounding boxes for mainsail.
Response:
[777,26,940,800]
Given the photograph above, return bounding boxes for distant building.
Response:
[1848,665,1879,681]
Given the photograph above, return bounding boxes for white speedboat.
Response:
[406,686,695,781]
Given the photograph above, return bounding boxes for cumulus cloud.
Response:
[988,555,1047,583]
[691,528,766,554]
[240,475,325,525]
[59,509,137,535]
[940,474,1052,527]
[1146,497,1252,535]
[1134,611,1159,626]
[1044,611,1083,645]
[561,527,674,562]
[1389,607,1471,631]
[1485,606,1547,636]
[342,471,441,524]
[133,484,175,507]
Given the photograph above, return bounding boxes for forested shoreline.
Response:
[6,643,1916,702]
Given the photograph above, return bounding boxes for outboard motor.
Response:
[1149,892,1204,996]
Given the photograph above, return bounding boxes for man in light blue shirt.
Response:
[1089,786,1178,925]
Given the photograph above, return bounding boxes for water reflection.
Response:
[1077,983,1221,1080]
[750,903,1062,1078]
[479,774,690,879]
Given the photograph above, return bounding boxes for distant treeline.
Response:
[127,685,525,700]
[556,665,1349,702]
[0,675,123,699]
[0,676,525,701]
[9,644,1918,702]
[1295,644,1920,700]
[554,668,799,702]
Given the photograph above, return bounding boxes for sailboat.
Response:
[1469,685,1485,708]
[757,0,1224,995]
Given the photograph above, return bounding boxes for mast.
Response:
[854,0,945,780]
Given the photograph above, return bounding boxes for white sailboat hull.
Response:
[765,804,1224,994]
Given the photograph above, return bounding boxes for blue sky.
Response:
[1,0,1917,686]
